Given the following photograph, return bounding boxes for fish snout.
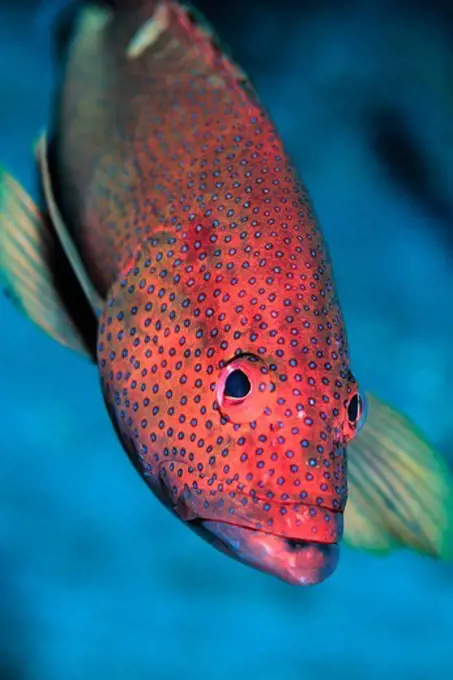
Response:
[157,460,343,584]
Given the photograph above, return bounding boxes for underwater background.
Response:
[1,0,453,678]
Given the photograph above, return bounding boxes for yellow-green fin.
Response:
[344,392,453,560]
[0,167,92,359]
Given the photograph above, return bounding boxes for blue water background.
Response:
[1,1,453,678]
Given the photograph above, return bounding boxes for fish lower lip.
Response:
[195,520,339,586]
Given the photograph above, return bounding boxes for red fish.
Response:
[1,0,452,585]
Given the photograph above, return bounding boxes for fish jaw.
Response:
[156,459,343,583]
[157,459,344,542]
[196,521,339,585]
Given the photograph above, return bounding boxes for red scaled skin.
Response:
[51,0,361,583]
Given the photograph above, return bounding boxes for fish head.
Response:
[98,222,366,586]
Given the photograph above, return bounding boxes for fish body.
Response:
[56,0,355,570]
[1,0,452,586]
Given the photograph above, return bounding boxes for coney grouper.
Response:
[1,0,452,585]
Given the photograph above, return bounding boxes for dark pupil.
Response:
[347,394,360,422]
[224,370,251,398]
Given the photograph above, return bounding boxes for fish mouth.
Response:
[191,520,339,585]
[156,460,343,584]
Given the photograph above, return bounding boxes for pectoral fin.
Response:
[344,392,453,559]
[0,167,95,360]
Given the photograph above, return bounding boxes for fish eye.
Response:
[347,391,367,433]
[216,354,271,423]
[224,369,251,399]
[347,394,359,422]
